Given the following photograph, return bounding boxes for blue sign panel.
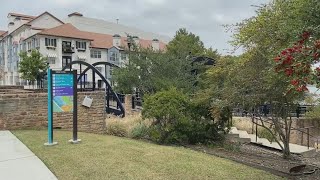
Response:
[52,74,74,112]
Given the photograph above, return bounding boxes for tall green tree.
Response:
[166,28,205,58]
[19,50,48,85]
[113,28,219,95]
[210,0,320,158]
[114,47,195,94]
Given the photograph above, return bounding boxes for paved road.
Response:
[0,131,57,180]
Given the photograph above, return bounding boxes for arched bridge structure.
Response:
[62,61,125,117]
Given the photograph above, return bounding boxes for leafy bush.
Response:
[142,88,230,145]
[142,88,193,144]
[130,121,150,139]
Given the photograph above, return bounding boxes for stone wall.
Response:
[233,117,320,147]
[0,85,24,90]
[0,91,106,133]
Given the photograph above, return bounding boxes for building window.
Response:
[47,57,56,64]
[45,38,57,47]
[35,38,40,48]
[76,41,86,50]
[90,50,101,58]
[62,41,74,53]
[121,53,127,60]
[62,56,72,68]
[27,42,31,51]
[31,39,35,49]
[110,51,118,61]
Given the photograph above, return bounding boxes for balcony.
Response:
[62,46,75,53]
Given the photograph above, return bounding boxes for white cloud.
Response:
[0,0,270,55]
[141,0,167,6]
[51,0,86,6]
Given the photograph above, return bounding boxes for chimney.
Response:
[152,38,160,51]
[132,36,139,45]
[68,12,83,17]
[113,34,121,47]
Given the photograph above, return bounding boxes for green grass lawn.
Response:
[13,130,280,180]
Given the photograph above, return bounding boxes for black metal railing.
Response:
[251,115,319,151]
[62,46,74,53]
[62,60,125,117]
[233,105,313,119]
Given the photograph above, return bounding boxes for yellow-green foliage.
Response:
[106,114,151,138]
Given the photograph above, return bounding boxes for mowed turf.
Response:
[13,130,280,180]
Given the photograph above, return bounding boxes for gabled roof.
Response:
[139,38,166,51]
[27,11,64,25]
[80,31,166,50]
[8,12,36,19]
[38,23,93,41]
[4,11,64,39]
[80,32,114,49]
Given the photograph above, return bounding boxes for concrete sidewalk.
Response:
[0,131,57,180]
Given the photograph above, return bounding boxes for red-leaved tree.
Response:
[275,31,320,93]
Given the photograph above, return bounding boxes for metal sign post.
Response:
[44,68,57,146]
[45,69,80,146]
[69,70,80,143]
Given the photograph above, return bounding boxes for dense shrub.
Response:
[142,88,230,145]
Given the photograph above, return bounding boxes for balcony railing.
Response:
[62,46,75,53]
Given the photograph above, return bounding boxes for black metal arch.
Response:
[77,61,119,82]
[62,60,125,117]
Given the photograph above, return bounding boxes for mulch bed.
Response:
[185,143,320,180]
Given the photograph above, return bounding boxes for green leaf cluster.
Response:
[18,50,48,82]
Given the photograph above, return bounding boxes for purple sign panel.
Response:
[52,74,74,113]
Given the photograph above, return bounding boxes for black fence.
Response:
[131,93,143,109]
[233,105,313,118]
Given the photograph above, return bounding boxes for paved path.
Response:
[229,127,316,155]
[0,131,57,180]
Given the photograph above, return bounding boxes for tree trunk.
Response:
[283,138,291,159]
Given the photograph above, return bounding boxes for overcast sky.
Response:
[0,0,269,55]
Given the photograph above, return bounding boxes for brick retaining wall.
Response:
[0,91,106,133]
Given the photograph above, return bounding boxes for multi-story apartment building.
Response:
[0,11,168,87]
